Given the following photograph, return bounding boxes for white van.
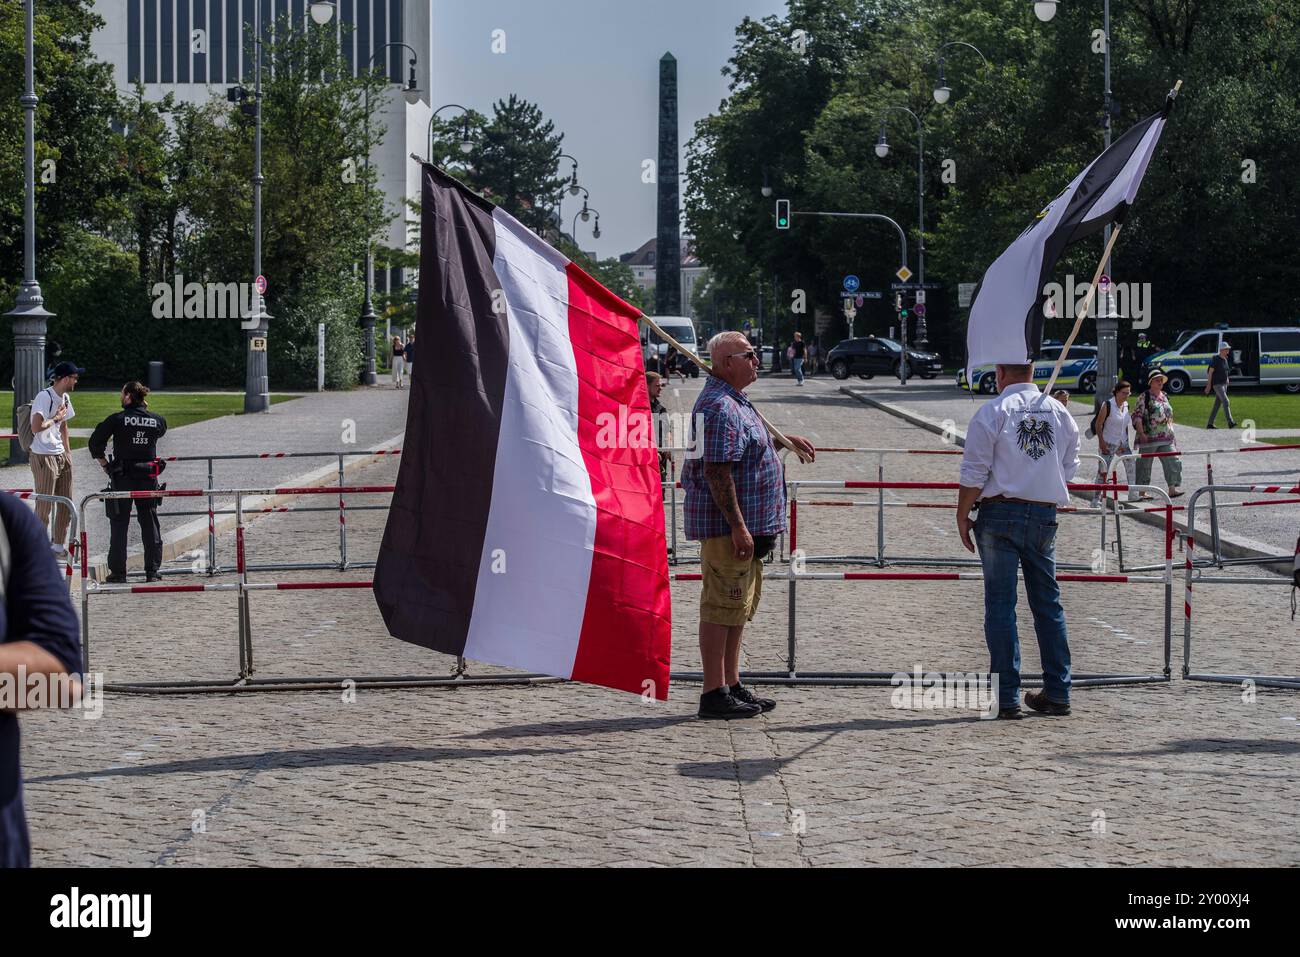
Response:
[641,315,701,378]
[1144,326,1300,394]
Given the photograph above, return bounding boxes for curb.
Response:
[840,386,1291,574]
[85,433,404,580]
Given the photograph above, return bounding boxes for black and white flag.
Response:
[966,89,1176,379]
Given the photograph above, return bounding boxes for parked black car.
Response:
[826,337,943,380]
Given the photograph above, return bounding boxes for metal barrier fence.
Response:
[77,485,560,693]
[672,479,1175,687]
[1111,443,1300,570]
[82,448,403,578]
[1180,483,1300,690]
[1,489,78,587]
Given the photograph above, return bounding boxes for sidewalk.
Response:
[1,377,410,576]
[839,380,1300,564]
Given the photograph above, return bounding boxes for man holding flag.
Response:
[958,83,1180,719]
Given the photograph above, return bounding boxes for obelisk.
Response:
[655,52,682,316]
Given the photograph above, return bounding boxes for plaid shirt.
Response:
[682,375,787,540]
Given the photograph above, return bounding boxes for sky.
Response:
[430,0,789,260]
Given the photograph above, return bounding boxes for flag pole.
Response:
[1042,222,1125,397]
[639,313,811,463]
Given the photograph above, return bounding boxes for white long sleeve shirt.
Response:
[959,382,1080,506]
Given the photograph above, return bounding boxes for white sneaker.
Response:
[50,544,69,559]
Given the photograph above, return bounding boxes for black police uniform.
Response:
[88,402,168,578]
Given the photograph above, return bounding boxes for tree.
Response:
[465,95,566,234]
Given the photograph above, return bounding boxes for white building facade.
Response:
[88,0,431,290]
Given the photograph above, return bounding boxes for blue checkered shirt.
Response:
[682,375,787,540]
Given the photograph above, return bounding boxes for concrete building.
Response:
[88,0,431,291]
[621,238,707,318]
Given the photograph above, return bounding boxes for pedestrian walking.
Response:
[88,382,169,583]
[806,340,819,376]
[0,489,83,867]
[25,361,81,558]
[1091,380,1138,506]
[790,332,806,385]
[956,362,1080,719]
[403,330,416,379]
[1132,369,1183,498]
[1205,341,1237,429]
[682,331,815,719]
[391,335,407,389]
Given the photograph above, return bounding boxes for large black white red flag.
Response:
[966,90,1176,377]
[373,164,671,699]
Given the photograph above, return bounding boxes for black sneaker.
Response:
[730,683,776,713]
[995,705,1024,720]
[104,573,127,584]
[1024,690,1071,716]
[1206,423,1217,429]
[698,688,761,720]
[146,573,163,583]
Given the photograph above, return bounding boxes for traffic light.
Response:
[775,199,791,230]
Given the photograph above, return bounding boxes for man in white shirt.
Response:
[27,361,83,557]
[956,363,1080,719]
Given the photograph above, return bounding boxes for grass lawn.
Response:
[1165,390,1300,430]
[2,391,299,450]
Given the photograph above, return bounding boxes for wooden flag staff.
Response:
[1041,222,1124,397]
[638,313,813,464]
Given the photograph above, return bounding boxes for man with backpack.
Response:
[18,362,83,559]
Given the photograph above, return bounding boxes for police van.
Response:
[1143,327,1300,394]
[641,316,702,378]
[956,343,1099,395]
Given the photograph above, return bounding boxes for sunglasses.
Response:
[727,350,759,362]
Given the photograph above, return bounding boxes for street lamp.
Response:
[875,106,926,286]
[309,1,335,24]
[761,167,773,198]
[426,104,474,162]
[931,42,988,105]
[360,43,422,386]
[1034,0,1059,20]
[572,206,602,240]
[552,153,581,237]
[4,0,55,460]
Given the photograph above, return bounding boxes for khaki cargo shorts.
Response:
[700,535,763,626]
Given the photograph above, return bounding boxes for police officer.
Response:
[88,381,168,583]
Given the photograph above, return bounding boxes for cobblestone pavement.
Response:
[834,377,1300,559]
[17,375,1300,867]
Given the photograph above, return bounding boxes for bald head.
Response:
[709,331,759,391]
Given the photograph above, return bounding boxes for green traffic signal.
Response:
[775,199,791,230]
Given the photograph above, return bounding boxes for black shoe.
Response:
[146,573,163,583]
[995,706,1024,720]
[730,682,776,713]
[1024,690,1071,716]
[698,688,761,720]
[104,573,127,584]
[1206,423,1217,429]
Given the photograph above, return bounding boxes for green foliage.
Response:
[457,95,567,234]
[686,0,1300,363]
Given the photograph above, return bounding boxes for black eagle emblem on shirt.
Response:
[1016,417,1055,461]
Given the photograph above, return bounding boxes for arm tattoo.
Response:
[704,461,746,530]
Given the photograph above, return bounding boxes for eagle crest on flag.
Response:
[1016,418,1055,461]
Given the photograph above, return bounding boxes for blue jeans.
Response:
[791,357,804,383]
[974,501,1072,709]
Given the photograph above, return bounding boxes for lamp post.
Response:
[360,43,421,386]
[236,0,335,412]
[931,41,988,104]
[426,103,474,163]
[5,0,54,462]
[1034,0,1121,399]
[552,153,581,237]
[875,105,927,286]
[572,206,602,242]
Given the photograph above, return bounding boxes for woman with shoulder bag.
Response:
[1132,370,1183,499]
[1091,380,1138,506]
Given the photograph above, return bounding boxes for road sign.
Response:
[915,290,926,305]
[249,337,267,352]
[255,275,268,295]
[843,275,861,293]
[914,303,927,317]
[859,291,883,300]
[895,265,913,282]
[958,282,977,308]
[890,282,942,291]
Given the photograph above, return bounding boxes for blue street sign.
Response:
[843,275,861,293]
